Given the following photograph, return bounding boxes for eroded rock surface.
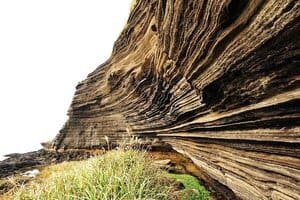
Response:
[0,149,94,178]
[51,0,300,199]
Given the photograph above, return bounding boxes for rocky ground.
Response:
[0,149,97,179]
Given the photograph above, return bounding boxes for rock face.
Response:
[51,0,300,199]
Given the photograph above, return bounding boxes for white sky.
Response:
[0,0,132,158]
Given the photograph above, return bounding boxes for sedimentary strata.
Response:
[51,0,300,199]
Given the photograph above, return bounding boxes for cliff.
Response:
[51,0,300,199]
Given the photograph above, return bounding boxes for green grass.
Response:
[167,174,210,200]
[14,149,177,200]
[8,149,211,200]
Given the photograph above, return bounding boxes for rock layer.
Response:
[51,0,300,199]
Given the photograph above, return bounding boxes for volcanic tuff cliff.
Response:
[50,0,300,199]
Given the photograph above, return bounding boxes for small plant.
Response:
[104,135,110,150]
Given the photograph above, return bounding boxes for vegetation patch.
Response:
[0,149,211,200]
[167,173,210,200]
[11,149,177,200]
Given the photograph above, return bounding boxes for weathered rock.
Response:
[21,169,39,178]
[51,0,300,199]
[0,149,96,178]
[152,159,174,171]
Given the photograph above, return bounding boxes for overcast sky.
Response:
[0,0,132,158]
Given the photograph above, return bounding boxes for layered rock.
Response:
[51,0,300,199]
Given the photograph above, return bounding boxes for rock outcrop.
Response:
[51,0,300,199]
[0,149,96,178]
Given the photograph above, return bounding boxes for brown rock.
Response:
[152,159,174,171]
[51,0,300,199]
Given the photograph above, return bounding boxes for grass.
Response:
[0,175,30,198]
[13,149,177,200]
[167,174,210,200]
[2,148,210,200]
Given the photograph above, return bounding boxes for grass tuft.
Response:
[6,148,210,200]
[14,149,176,200]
